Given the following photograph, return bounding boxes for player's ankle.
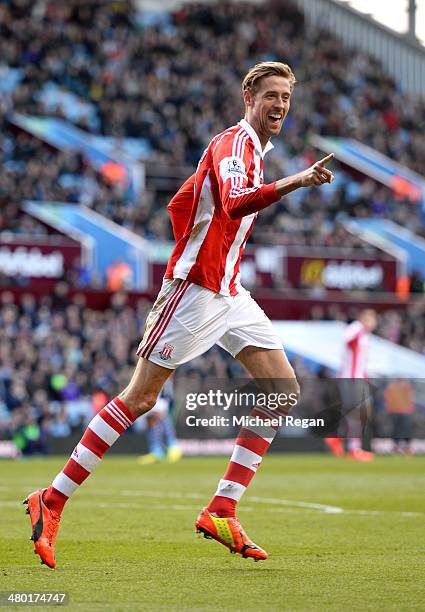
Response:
[207,496,237,518]
[43,486,67,514]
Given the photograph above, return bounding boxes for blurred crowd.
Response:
[2,0,425,449]
[0,288,247,451]
[0,289,148,452]
[1,0,424,247]
[1,287,425,452]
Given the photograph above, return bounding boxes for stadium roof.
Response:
[339,0,425,46]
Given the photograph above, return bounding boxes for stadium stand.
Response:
[1,0,425,441]
[1,0,424,242]
[1,285,425,448]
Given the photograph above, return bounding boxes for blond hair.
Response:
[242,61,296,95]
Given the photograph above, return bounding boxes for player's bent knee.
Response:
[288,378,300,413]
[273,377,300,416]
[260,376,300,399]
[291,378,301,398]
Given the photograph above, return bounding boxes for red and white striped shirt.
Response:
[165,119,280,296]
[339,321,369,379]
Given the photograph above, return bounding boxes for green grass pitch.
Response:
[1,454,425,611]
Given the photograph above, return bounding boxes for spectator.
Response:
[106,259,134,292]
[409,269,424,294]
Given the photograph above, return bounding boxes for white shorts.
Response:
[137,279,283,370]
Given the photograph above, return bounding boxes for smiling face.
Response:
[243,75,292,149]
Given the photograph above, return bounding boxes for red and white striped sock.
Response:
[207,407,280,518]
[43,397,135,514]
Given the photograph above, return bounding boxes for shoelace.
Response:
[230,518,254,545]
[46,511,60,546]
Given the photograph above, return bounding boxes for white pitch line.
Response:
[66,490,425,518]
[4,489,424,518]
[247,496,344,514]
[3,499,423,518]
[0,494,425,518]
[88,490,344,515]
[111,491,343,514]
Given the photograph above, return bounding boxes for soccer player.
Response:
[24,61,334,567]
[325,308,377,460]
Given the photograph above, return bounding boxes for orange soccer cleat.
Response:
[324,437,345,457]
[195,508,268,561]
[348,448,375,462]
[23,488,61,569]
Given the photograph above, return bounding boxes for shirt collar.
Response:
[238,118,274,158]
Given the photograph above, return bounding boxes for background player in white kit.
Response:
[325,309,377,461]
[24,61,335,567]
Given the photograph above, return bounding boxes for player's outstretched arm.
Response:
[213,129,335,219]
[275,153,335,197]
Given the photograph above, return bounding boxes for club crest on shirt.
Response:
[159,343,174,360]
[219,156,247,182]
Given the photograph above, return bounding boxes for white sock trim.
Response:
[214,479,246,501]
[72,442,101,473]
[110,400,132,427]
[52,472,79,498]
[230,444,262,473]
[89,414,120,446]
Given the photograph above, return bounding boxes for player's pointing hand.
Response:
[297,152,335,187]
[317,153,334,167]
